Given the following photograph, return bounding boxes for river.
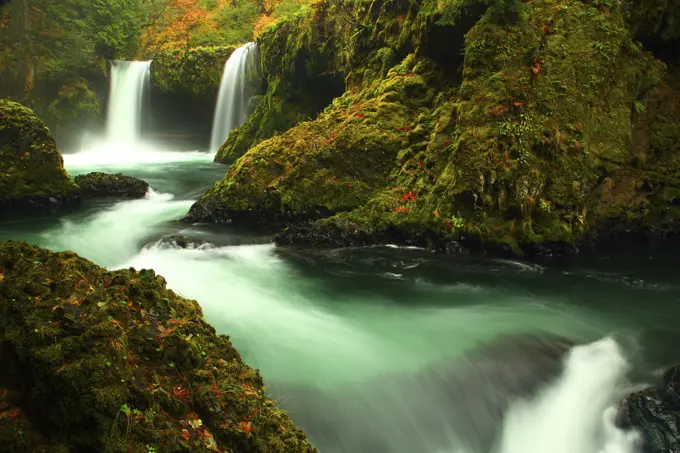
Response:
[1,139,679,453]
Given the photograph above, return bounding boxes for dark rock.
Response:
[618,366,680,453]
[74,172,149,199]
[156,235,213,249]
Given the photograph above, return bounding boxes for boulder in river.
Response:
[618,366,680,453]
[0,99,79,213]
[0,241,316,452]
[74,172,150,199]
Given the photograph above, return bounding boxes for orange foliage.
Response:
[143,0,216,52]
[253,14,277,38]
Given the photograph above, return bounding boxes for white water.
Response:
[64,137,212,171]
[496,337,641,453]
[8,143,658,452]
[209,42,259,152]
[106,60,151,143]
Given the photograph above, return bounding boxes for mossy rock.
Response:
[151,46,239,99]
[192,0,680,256]
[0,99,79,214]
[74,172,150,199]
[0,241,316,453]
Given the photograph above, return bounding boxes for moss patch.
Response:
[0,100,79,213]
[151,46,238,100]
[0,241,316,452]
[74,172,150,199]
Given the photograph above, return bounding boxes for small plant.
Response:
[538,199,552,213]
[449,215,464,229]
[633,100,645,114]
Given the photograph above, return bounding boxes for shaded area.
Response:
[0,241,315,452]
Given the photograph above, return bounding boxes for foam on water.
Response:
[41,190,192,267]
[64,139,212,172]
[496,337,641,453]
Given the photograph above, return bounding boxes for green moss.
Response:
[214,0,438,162]
[0,100,79,210]
[151,46,238,99]
[191,0,680,255]
[0,241,316,452]
[74,172,149,199]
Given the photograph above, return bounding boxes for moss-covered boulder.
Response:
[151,46,238,99]
[74,172,149,199]
[0,241,316,452]
[0,99,79,213]
[618,366,680,452]
[188,0,680,256]
[214,3,351,163]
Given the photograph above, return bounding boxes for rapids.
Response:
[1,59,678,452]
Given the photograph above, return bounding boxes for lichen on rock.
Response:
[188,0,680,256]
[74,172,150,199]
[0,99,79,214]
[0,241,316,453]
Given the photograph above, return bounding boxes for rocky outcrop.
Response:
[618,366,680,453]
[187,0,680,256]
[0,241,315,452]
[74,172,149,199]
[0,99,79,213]
[151,46,238,100]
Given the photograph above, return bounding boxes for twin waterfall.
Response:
[210,42,259,152]
[107,60,151,144]
[106,43,258,152]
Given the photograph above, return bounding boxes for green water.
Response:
[1,146,678,453]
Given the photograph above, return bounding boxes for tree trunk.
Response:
[10,0,33,98]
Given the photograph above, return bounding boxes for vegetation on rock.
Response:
[0,99,79,212]
[151,45,237,99]
[0,241,316,452]
[191,0,680,256]
[74,172,150,199]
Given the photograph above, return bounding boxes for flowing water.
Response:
[209,42,259,152]
[3,96,680,453]
[106,60,151,143]
[2,143,678,452]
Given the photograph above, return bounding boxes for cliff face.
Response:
[189,0,680,256]
[0,99,79,213]
[0,241,316,453]
[150,46,238,100]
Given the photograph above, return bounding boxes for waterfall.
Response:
[210,42,259,152]
[107,60,152,143]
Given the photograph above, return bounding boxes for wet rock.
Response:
[0,241,316,452]
[618,366,680,453]
[156,235,214,249]
[0,99,79,214]
[74,172,149,199]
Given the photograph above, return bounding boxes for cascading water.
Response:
[209,42,259,152]
[106,60,152,143]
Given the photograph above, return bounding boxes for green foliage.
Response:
[429,0,525,26]
[0,0,155,139]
